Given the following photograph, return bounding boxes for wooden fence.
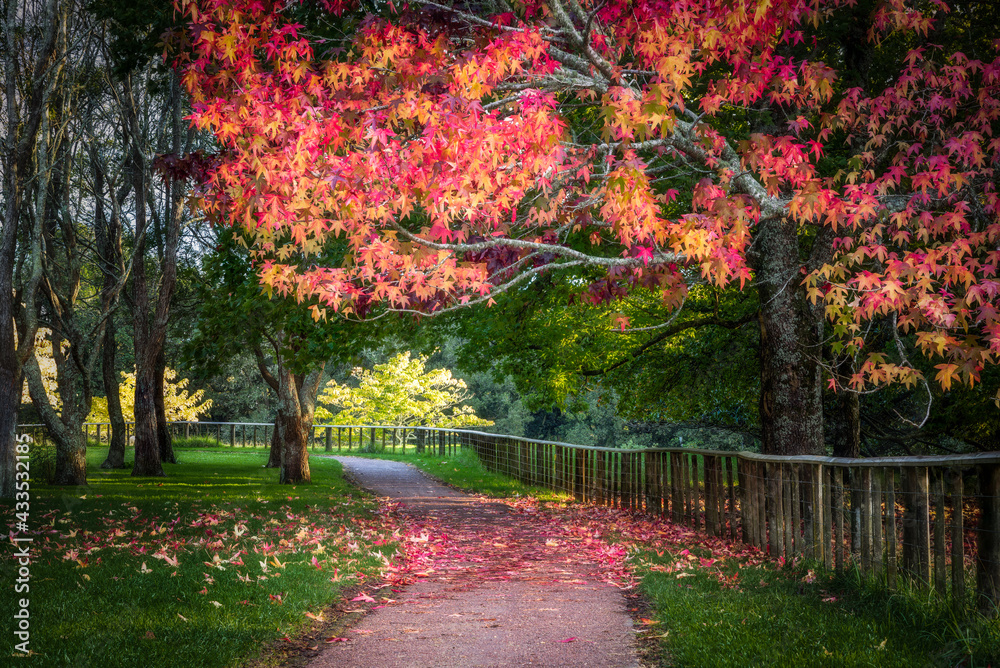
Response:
[20,421,462,455]
[452,429,1000,614]
[19,421,1000,612]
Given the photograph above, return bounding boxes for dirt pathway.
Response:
[307,457,641,668]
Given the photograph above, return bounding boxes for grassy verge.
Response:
[633,547,1000,667]
[1,447,396,667]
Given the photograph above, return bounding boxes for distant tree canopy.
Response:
[316,352,493,429]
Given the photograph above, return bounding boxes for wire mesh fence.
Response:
[17,421,1000,612]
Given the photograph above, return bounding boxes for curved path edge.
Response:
[306,456,644,668]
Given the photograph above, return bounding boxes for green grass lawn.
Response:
[1,447,397,667]
[633,547,1000,667]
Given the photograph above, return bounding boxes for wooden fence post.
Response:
[977,463,1000,615]
[833,467,844,570]
[951,468,965,604]
[670,452,684,524]
[902,466,931,585]
[691,454,700,531]
[767,462,779,557]
[782,464,793,557]
[872,470,883,570]
[933,470,947,595]
[861,468,872,573]
[887,468,897,589]
[727,457,736,541]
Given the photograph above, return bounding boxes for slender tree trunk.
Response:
[830,358,861,458]
[755,217,825,456]
[0,0,59,498]
[92,142,128,469]
[26,72,97,487]
[255,345,283,468]
[130,123,163,477]
[128,72,181,477]
[266,414,282,468]
[132,362,164,476]
[24,340,88,486]
[155,349,176,463]
[100,315,128,469]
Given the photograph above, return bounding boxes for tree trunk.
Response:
[132,364,165,477]
[126,69,181,478]
[52,429,87,486]
[273,363,324,484]
[24,344,89,487]
[100,315,128,469]
[277,407,311,484]
[830,357,861,458]
[256,344,322,481]
[755,217,825,456]
[0,0,59,498]
[266,416,282,468]
[256,345,284,468]
[155,349,176,463]
[92,138,128,470]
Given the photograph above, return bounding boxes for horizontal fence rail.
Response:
[17,421,463,456]
[17,421,1000,611]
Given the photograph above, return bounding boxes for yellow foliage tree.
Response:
[316,352,491,428]
[87,368,212,423]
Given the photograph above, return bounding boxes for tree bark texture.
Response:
[755,217,825,456]
[267,417,282,468]
[274,362,324,484]
[92,143,128,469]
[255,346,283,468]
[132,364,164,477]
[156,349,176,463]
[99,317,128,469]
[830,371,861,458]
[128,72,181,477]
[0,0,59,498]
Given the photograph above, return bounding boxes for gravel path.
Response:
[306,457,641,668]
